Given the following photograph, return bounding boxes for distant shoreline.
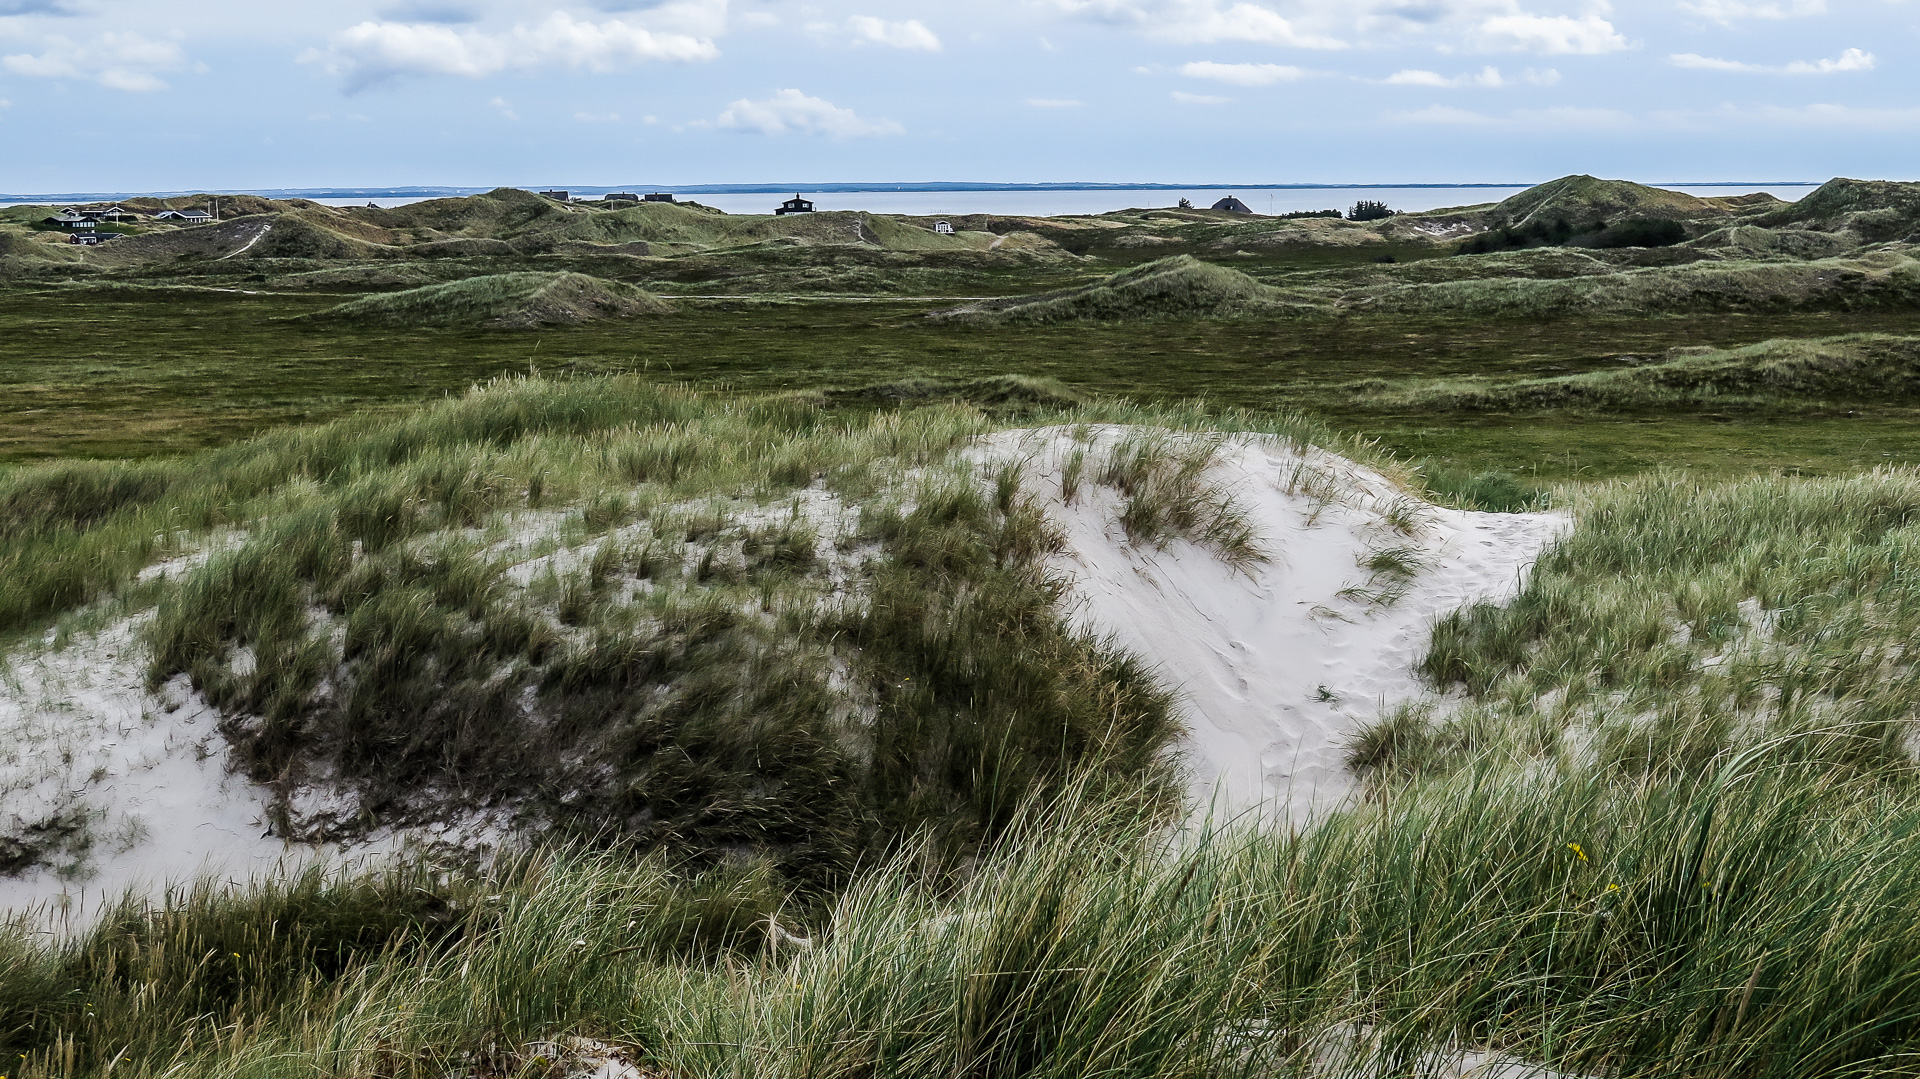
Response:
[0,180,1825,203]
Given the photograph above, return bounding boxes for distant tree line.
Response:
[1282,209,1343,219]
[1458,215,1687,255]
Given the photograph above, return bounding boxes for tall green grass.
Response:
[16,441,1920,1075]
[1408,467,1920,783]
[15,757,1920,1077]
[14,377,1421,886]
[113,381,1183,879]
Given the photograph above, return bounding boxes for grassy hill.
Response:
[935,246,1920,323]
[1484,174,1752,229]
[1360,332,1920,411]
[933,255,1309,323]
[1756,177,1920,241]
[313,272,672,328]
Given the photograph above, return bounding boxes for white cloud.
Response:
[1383,65,1560,87]
[847,16,942,51]
[1680,0,1824,20]
[1171,89,1231,103]
[1180,60,1304,85]
[1474,13,1625,54]
[1026,96,1083,106]
[1670,47,1873,74]
[1389,103,1496,123]
[715,88,903,136]
[574,110,621,122]
[1,32,190,92]
[1385,64,1505,86]
[307,11,719,91]
[1057,1,1348,49]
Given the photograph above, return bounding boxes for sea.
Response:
[6,184,1819,217]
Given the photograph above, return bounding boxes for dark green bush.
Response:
[1349,200,1395,222]
[1586,216,1687,249]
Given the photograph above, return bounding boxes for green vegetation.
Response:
[1478,173,1748,229]
[1457,215,1687,254]
[312,271,671,328]
[1361,332,1920,413]
[13,379,1392,879]
[1347,199,1394,222]
[934,255,1307,323]
[12,176,1920,1077]
[10,280,1920,478]
[18,608,1920,1079]
[1416,469,1920,777]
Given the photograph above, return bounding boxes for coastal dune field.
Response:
[8,176,1920,1077]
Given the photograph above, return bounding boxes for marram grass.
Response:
[12,759,1920,1078]
[14,375,1920,1075]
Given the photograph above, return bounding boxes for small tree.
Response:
[1348,200,1395,222]
[1177,197,1193,209]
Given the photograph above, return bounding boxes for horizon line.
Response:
[0,179,1829,202]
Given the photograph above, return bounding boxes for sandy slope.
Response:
[2,427,1563,921]
[978,427,1566,824]
[0,616,303,922]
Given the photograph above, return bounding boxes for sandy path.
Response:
[977,427,1565,824]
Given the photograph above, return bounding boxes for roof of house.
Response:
[1211,196,1254,214]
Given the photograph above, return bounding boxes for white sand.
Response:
[0,615,306,923]
[977,426,1566,824]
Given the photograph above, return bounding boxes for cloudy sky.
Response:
[0,0,1911,191]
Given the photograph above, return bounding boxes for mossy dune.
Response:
[933,255,1306,323]
[1757,177,1920,241]
[1351,247,1920,317]
[1362,332,1920,411]
[314,271,672,328]
[1485,174,1761,229]
[937,245,1920,324]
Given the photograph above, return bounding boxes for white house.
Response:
[155,209,214,224]
[933,220,954,235]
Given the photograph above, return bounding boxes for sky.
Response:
[0,0,1913,191]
